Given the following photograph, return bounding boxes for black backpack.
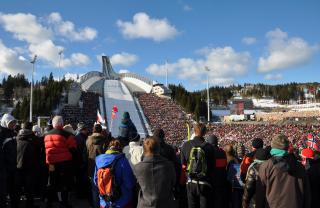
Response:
[187,141,208,180]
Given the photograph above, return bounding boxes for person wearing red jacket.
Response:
[44,116,77,208]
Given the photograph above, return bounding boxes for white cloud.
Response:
[48,12,97,41]
[118,69,130,74]
[0,12,92,75]
[183,5,193,11]
[264,73,283,80]
[242,37,256,45]
[146,46,251,86]
[117,12,179,42]
[64,72,83,82]
[258,28,318,73]
[70,53,90,66]
[110,52,139,66]
[0,12,52,44]
[0,40,30,75]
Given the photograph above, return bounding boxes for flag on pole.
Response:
[111,105,118,120]
[97,110,105,124]
[307,133,320,151]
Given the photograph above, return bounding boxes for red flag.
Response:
[112,105,118,113]
[111,105,118,120]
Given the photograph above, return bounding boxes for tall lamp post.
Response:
[205,66,210,122]
[165,60,168,87]
[58,50,63,81]
[30,55,37,122]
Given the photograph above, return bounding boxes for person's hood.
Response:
[90,133,106,145]
[0,114,16,128]
[17,129,34,140]
[153,135,165,145]
[142,155,168,163]
[95,153,123,169]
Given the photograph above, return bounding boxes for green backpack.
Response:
[187,142,207,180]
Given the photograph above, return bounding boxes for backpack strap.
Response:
[110,153,124,171]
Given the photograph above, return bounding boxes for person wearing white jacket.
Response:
[123,132,143,168]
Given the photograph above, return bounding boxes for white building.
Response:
[152,84,172,97]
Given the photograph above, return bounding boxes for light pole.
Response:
[58,50,63,81]
[165,60,168,87]
[30,55,37,122]
[205,66,210,122]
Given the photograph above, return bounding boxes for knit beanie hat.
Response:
[252,138,264,149]
[255,148,271,161]
[207,135,218,146]
[271,134,289,150]
[123,112,130,119]
[52,116,64,128]
[301,148,314,159]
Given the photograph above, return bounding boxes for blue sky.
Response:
[0,0,319,90]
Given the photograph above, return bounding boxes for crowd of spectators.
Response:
[206,123,319,153]
[62,92,99,131]
[137,93,318,152]
[138,93,189,146]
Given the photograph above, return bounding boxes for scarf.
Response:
[270,148,288,157]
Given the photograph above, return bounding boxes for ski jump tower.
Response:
[80,56,153,137]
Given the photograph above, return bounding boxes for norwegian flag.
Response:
[97,110,106,124]
[111,105,118,120]
[306,134,320,151]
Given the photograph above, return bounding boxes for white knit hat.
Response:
[52,116,64,128]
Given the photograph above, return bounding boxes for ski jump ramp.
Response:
[103,80,147,137]
[80,56,153,138]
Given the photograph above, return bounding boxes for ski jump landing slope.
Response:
[103,79,147,137]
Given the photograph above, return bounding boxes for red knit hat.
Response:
[301,148,314,159]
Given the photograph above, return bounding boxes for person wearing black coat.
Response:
[16,122,42,208]
[0,114,17,208]
[153,128,181,178]
[75,122,89,198]
[207,135,228,208]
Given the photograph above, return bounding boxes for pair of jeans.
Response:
[186,182,214,208]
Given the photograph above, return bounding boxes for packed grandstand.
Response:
[1,56,319,208]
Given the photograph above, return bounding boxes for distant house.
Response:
[152,83,172,97]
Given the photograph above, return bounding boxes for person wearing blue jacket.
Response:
[94,139,136,208]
